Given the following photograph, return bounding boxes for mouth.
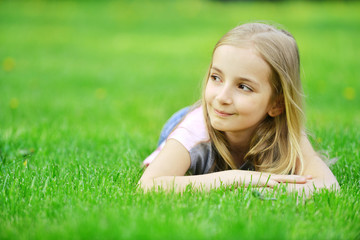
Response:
[213,108,234,117]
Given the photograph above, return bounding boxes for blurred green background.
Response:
[1,0,359,140]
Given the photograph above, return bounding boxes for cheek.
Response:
[234,96,268,114]
[204,82,213,103]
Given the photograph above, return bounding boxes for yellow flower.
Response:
[343,87,355,100]
[95,88,107,100]
[23,159,28,167]
[2,57,15,72]
[10,98,19,109]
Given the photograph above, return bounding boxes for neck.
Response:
[225,131,253,167]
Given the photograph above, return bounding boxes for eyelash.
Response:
[210,75,253,92]
[211,75,221,82]
[239,84,253,92]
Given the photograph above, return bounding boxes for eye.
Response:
[210,75,221,82]
[239,84,253,92]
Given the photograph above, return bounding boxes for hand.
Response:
[285,178,339,197]
[238,171,312,188]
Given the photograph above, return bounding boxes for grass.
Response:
[0,0,360,239]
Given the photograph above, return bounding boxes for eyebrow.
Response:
[211,66,260,87]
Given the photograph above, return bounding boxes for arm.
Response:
[139,139,308,193]
[287,134,340,195]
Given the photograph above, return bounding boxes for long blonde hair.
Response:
[201,22,304,175]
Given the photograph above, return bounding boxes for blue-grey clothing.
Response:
[158,107,190,146]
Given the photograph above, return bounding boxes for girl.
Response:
[139,22,339,194]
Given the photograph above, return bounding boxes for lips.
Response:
[213,108,233,117]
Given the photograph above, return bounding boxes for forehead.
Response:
[212,45,271,84]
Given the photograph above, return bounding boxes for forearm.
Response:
[139,170,272,193]
[138,170,306,193]
[139,170,241,192]
[299,135,340,194]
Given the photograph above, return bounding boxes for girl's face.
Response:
[205,45,274,137]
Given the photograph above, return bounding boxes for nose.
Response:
[215,84,232,105]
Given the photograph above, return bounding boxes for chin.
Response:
[209,118,228,132]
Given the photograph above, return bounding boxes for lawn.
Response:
[0,0,359,239]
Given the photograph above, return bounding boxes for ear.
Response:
[268,96,284,117]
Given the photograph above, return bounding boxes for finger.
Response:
[271,175,307,184]
[258,178,279,188]
[266,179,279,188]
[247,175,276,187]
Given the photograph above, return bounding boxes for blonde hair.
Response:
[201,22,304,175]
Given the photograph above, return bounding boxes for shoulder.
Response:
[143,106,209,166]
[168,106,209,151]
